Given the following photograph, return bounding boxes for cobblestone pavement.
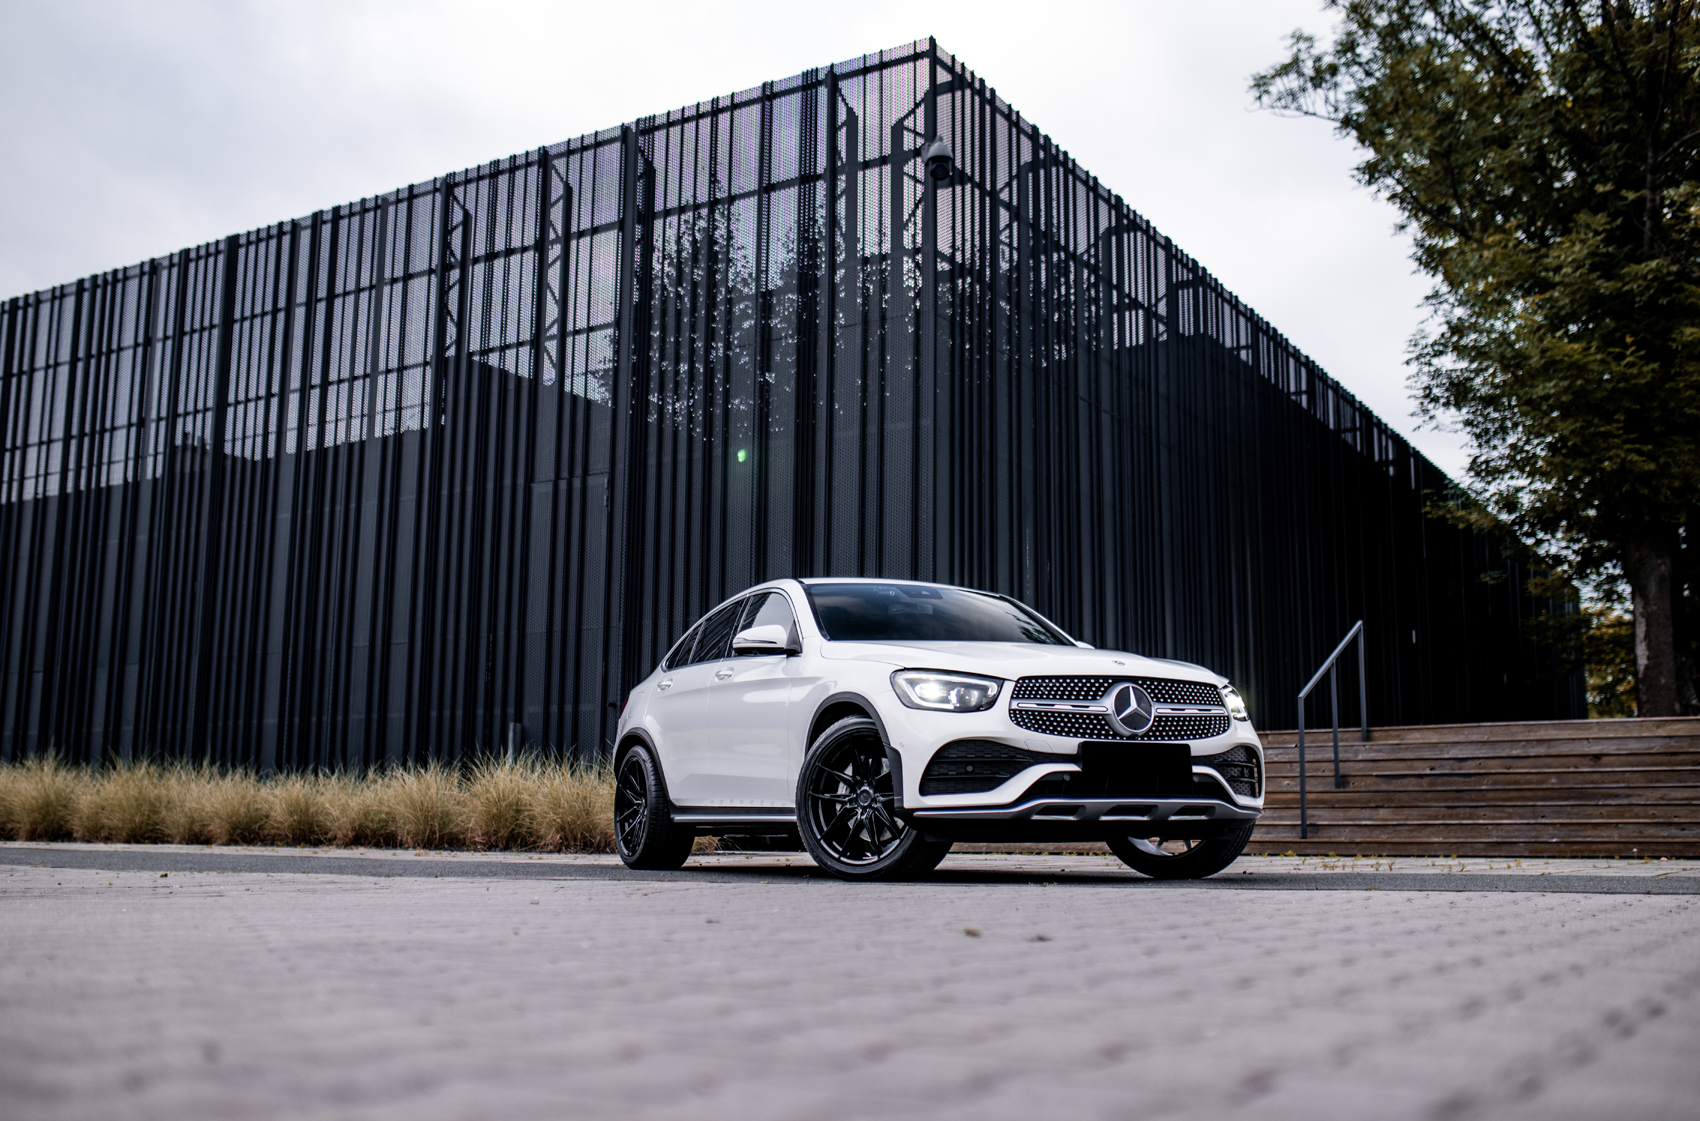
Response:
[3,850,1698,1120]
[5,843,1698,893]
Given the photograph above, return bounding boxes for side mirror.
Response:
[732,624,798,656]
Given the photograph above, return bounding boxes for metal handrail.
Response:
[1296,620,1367,839]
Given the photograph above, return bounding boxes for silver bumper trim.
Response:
[910,797,1260,825]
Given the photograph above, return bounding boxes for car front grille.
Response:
[919,740,1060,796]
[1196,744,1261,797]
[1010,676,1222,706]
[1007,708,1232,741]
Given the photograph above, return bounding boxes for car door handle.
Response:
[714,668,734,680]
[657,680,673,691]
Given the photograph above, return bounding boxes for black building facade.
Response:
[0,40,1581,771]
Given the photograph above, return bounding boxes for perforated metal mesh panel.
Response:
[0,39,1579,769]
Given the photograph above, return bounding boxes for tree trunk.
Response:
[1622,538,1679,717]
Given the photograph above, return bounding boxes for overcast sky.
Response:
[0,0,1466,476]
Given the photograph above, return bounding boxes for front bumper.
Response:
[877,705,1260,800]
[868,679,1263,817]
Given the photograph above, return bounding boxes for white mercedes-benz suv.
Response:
[613,578,1262,881]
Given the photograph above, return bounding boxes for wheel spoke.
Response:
[843,815,871,859]
[818,765,857,787]
[820,803,857,840]
[862,815,887,852]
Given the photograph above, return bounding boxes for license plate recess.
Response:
[1076,741,1192,798]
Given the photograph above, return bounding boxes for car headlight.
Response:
[891,670,1002,712]
[1220,684,1249,722]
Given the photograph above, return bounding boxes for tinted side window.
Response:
[734,592,799,654]
[661,623,702,672]
[690,599,745,665]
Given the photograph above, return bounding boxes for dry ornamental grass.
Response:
[0,756,617,852]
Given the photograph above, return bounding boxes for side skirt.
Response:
[670,807,798,830]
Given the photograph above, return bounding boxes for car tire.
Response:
[798,715,952,882]
[614,744,695,871]
[1105,820,1255,879]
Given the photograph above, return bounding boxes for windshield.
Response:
[806,583,1070,645]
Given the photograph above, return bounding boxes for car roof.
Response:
[796,577,984,593]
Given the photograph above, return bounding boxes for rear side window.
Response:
[660,623,701,672]
[734,592,799,654]
[689,599,746,665]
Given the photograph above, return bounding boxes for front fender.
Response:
[805,690,905,812]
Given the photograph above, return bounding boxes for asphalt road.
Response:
[3,846,1698,1120]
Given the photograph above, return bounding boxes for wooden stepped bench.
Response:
[1248,716,1700,857]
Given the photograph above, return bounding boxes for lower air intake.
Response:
[919,740,1057,795]
[1196,744,1261,797]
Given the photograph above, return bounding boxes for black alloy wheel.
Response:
[1104,820,1256,879]
[798,715,951,882]
[614,745,695,871]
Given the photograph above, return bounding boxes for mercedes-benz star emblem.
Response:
[1103,681,1156,737]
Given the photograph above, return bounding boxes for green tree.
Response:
[1253,0,1700,715]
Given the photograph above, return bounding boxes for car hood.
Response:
[818,640,1226,685]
